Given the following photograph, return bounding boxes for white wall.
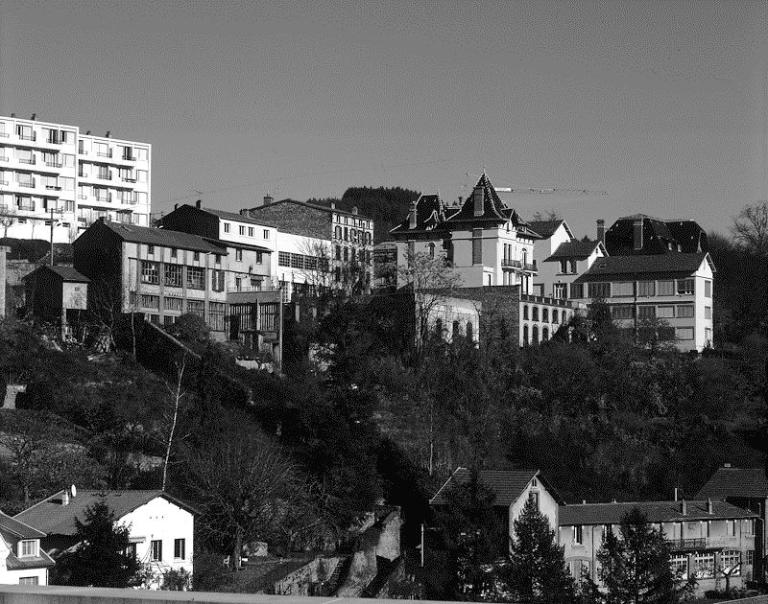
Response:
[508,478,560,545]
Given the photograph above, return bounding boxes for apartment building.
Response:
[559,500,758,596]
[0,115,150,243]
[244,195,374,294]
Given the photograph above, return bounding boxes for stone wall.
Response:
[246,203,330,241]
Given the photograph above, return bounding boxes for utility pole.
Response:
[49,207,56,266]
[277,283,284,373]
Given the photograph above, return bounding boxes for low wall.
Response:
[0,585,456,604]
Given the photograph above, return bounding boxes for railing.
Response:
[666,538,707,551]
[18,180,35,188]
[96,149,113,158]
[45,185,62,191]
[18,132,36,141]
[19,157,36,165]
[502,259,522,268]
[524,261,538,271]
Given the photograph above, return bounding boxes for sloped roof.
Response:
[16,490,199,536]
[604,215,707,256]
[695,467,768,500]
[528,220,566,239]
[248,199,371,220]
[573,252,713,283]
[445,174,525,228]
[6,549,55,570]
[545,240,602,261]
[98,221,224,254]
[22,265,90,283]
[0,511,45,539]
[202,207,276,227]
[430,467,564,507]
[559,500,756,526]
[389,194,449,237]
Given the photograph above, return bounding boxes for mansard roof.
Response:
[389,194,450,237]
[604,215,708,256]
[573,252,714,283]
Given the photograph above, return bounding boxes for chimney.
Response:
[105,130,111,138]
[681,499,687,515]
[352,206,358,215]
[61,490,69,505]
[195,199,202,209]
[674,487,679,501]
[597,219,605,243]
[633,217,644,251]
[30,113,36,121]
[473,186,484,217]
[86,130,91,135]
[174,203,178,210]
[409,201,418,230]
[724,462,732,468]
[263,193,273,206]
[707,498,713,514]
[330,202,336,210]
[10,113,15,118]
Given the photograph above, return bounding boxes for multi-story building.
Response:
[244,195,374,294]
[530,219,607,299]
[0,115,150,243]
[570,252,715,352]
[0,511,54,585]
[559,500,758,596]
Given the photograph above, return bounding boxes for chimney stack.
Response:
[674,487,679,501]
[409,201,418,230]
[105,130,111,138]
[263,193,273,206]
[30,113,36,121]
[195,199,202,209]
[633,217,644,251]
[597,219,605,244]
[330,202,336,210]
[681,499,687,515]
[473,186,484,217]
[10,113,15,118]
[724,463,732,468]
[62,490,69,505]
[707,498,713,514]
[352,206,358,215]
[174,203,178,210]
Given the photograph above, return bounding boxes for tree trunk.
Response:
[162,357,185,491]
[233,527,243,571]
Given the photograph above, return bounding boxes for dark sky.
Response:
[1,0,766,239]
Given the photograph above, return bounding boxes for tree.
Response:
[161,355,186,491]
[597,508,675,604]
[531,209,562,222]
[182,420,304,570]
[504,498,575,604]
[732,201,768,257]
[167,313,210,347]
[55,499,141,587]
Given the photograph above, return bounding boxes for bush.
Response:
[161,568,191,591]
[167,313,210,346]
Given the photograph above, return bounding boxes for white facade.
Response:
[274,231,333,300]
[120,497,194,587]
[0,115,150,243]
[0,539,48,586]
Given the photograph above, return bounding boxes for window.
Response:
[529,491,539,509]
[186,299,204,317]
[256,251,263,263]
[637,281,655,296]
[18,577,38,585]
[472,229,482,264]
[553,283,567,300]
[248,226,254,237]
[670,555,688,579]
[573,525,583,545]
[612,281,633,297]
[532,325,539,343]
[335,226,342,239]
[173,538,186,560]
[569,259,577,273]
[705,306,712,319]
[532,307,539,321]
[16,124,34,141]
[215,253,221,264]
[704,280,712,297]
[726,519,736,537]
[140,295,159,309]
[560,259,568,273]
[279,251,290,267]
[522,325,529,346]
[657,305,674,318]
[693,553,715,579]
[150,540,162,562]
[147,245,155,256]
[165,264,183,287]
[466,322,473,341]
[612,305,633,320]
[234,277,242,292]
[638,305,655,319]
[677,305,694,318]
[746,550,755,565]
[193,251,200,262]
[570,283,584,299]
[170,248,177,259]
[239,225,245,236]
[209,302,226,331]
[677,279,694,295]
[263,229,270,239]
[223,222,231,233]
[95,142,111,157]
[164,297,183,311]
[588,282,610,298]
[97,165,112,180]
[137,169,148,183]
[121,145,134,160]
[656,280,674,296]
[186,267,205,290]
[552,309,559,323]
[140,261,159,284]
[135,147,148,161]
[745,519,756,536]
[676,327,694,341]
[19,540,38,557]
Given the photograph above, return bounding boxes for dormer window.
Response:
[19,539,38,558]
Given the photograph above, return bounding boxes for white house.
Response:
[15,488,197,588]
[0,511,54,585]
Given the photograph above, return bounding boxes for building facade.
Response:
[0,512,54,586]
[559,500,758,596]
[0,115,150,243]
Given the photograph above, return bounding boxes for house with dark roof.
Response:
[22,265,89,335]
[0,511,54,585]
[559,499,757,595]
[16,487,197,588]
[570,251,715,351]
[430,467,564,551]
[604,214,708,256]
[696,464,768,582]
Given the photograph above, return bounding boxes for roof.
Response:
[573,252,713,283]
[695,467,768,500]
[604,215,707,256]
[22,265,90,283]
[528,220,566,239]
[248,198,372,220]
[430,467,565,507]
[0,511,46,539]
[16,490,200,536]
[6,549,55,570]
[559,500,757,526]
[97,221,224,254]
[389,194,450,237]
[545,240,603,261]
[202,207,277,228]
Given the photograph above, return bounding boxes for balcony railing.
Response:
[502,259,522,268]
[96,150,113,158]
[18,132,36,141]
[46,160,64,168]
[19,157,36,165]
[18,180,35,188]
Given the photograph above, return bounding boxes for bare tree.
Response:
[161,355,186,491]
[732,201,768,256]
[531,209,562,222]
[0,208,16,239]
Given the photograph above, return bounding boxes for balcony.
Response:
[45,185,62,191]
[502,258,522,268]
[96,150,113,159]
[18,180,36,188]
[666,536,742,552]
[18,132,36,142]
[18,157,36,165]
[46,160,64,168]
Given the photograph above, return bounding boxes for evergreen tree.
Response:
[597,508,675,604]
[504,497,575,604]
[55,499,140,587]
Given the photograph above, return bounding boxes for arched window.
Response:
[542,308,549,322]
[466,322,473,341]
[543,327,549,340]
[532,306,539,321]
[522,325,529,346]
[487,274,492,286]
[532,325,539,343]
[522,248,528,266]
[452,320,460,340]
[553,309,559,324]
[523,305,529,320]
[428,242,435,258]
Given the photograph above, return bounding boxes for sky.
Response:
[1,0,766,239]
